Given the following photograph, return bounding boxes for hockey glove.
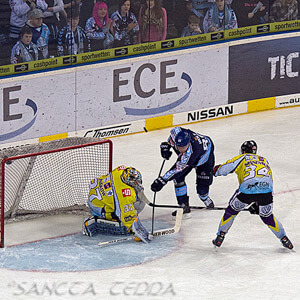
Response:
[160,142,172,160]
[151,177,167,192]
[248,202,259,215]
[213,164,221,176]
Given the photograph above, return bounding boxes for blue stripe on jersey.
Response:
[181,144,193,164]
[216,155,245,176]
[110,173,121,218]
[162,161,189,181]
[196,137,211,166]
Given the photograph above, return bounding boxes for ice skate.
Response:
[281,236,293,250]
[212,231,226,247]
[202,196,215,209]
[172,203,191,220]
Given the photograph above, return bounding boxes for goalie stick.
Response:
[151,159,166,235]
[97,208,183,247]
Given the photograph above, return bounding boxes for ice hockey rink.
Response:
[0,106,300,300]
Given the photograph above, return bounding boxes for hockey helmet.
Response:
[122,167,142,187]
[240,140,257,154]
[175,130,191,147]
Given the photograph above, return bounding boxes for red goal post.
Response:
[0,138,113,248]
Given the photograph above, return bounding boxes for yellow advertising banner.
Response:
[2,20,300,78]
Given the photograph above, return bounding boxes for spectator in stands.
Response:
[57,8,90,55]
[111,0,139,47]
[269,0,298,22]
[175,0,202,38]
[43,0,64,56]
[79,0,94,28]
[61,0,81,25]
[181,14,202,36]
[138,0,167,43]
[130,0,142,17]
[232,0,269,28]
[192,0,212,18]
[203,0,237,33]
[9,0,48,43]
[85,1,114,51]
[11,26,39,63]
[26,8,50,59]
[63,0,81,13]
[0,2,12,66]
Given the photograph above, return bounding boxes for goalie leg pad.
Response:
[83,217,130,236]
[131,217,151,244]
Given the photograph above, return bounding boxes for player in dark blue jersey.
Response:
[151,127,215,218]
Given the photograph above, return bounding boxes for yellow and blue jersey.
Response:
[88,165,137,229]
[215,154,273,194]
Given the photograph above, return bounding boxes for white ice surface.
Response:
[1,107,300,300]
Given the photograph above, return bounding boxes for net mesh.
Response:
[0,137,112,220]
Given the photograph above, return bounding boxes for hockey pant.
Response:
[217,190,286,239]
[173,152,214,206]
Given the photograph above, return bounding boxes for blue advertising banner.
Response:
[229,36,300,103]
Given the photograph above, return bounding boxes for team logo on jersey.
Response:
[104,182,111,189]
[124,215,134,222]
[260,204,273,217]
[103,177,109,183]
[107,190,113,197]
[122,188,131,197]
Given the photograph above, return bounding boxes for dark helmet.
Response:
[240,140,257,154]
[175,130,191,147]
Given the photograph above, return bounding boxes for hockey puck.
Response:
[143,127,148,132]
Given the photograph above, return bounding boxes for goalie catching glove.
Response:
[151,177,167,192]
[160,142,172,160]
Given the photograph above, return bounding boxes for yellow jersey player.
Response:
[83,166,151,243]
[212,140,293,250]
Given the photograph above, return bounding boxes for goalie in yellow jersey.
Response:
[212,140,293,250]
[83,165,151,243]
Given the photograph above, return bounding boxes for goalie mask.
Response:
[240,140,257,154]
[122,167,142,187]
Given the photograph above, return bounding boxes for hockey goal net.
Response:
[0,137,113,247]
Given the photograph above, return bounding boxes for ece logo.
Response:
[0,86,38,141]
[113,59,192,116]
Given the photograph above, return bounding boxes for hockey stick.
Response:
[97,208,183,247]
[190,205,250,211]
[151,159,166,235]
[138,191,250,211]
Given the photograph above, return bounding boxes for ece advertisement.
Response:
[0,47,228,144]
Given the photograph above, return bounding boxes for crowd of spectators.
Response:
[0,0,299,67]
